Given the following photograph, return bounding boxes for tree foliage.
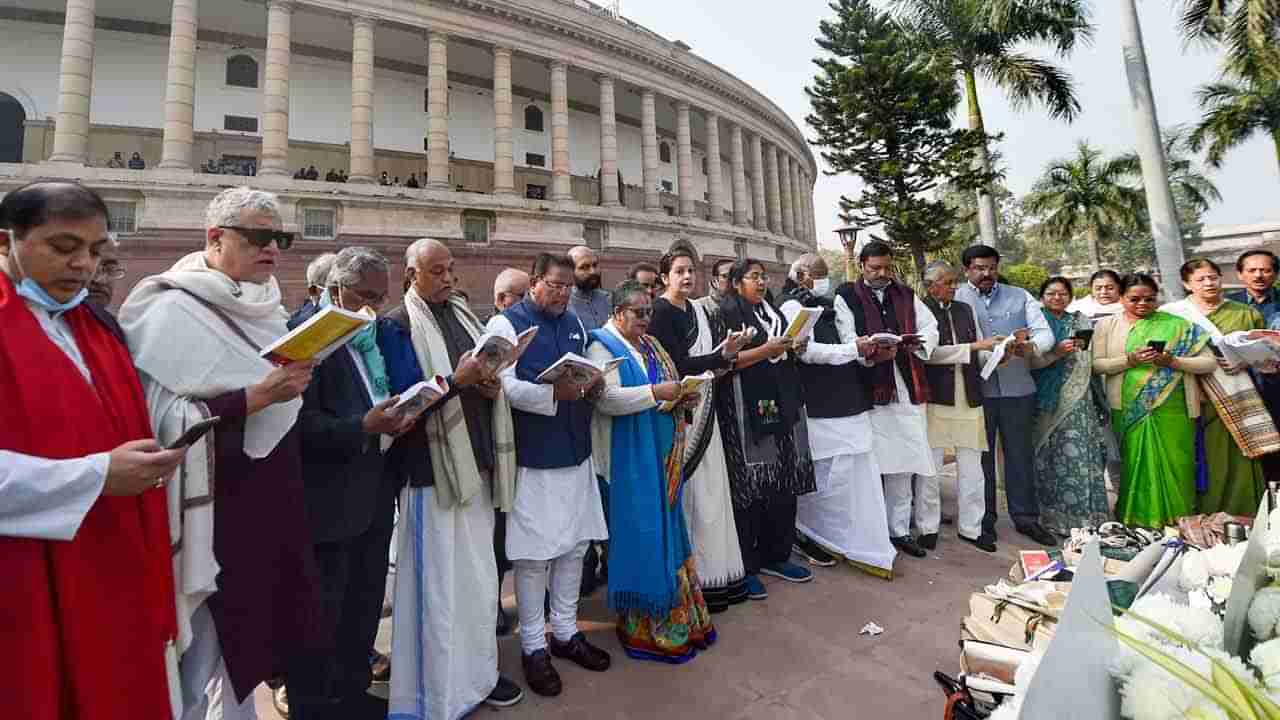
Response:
[1178,0,1280,81]
[1188,75,1280,173]
[806,0,997,282]
[1000,263,1050,294]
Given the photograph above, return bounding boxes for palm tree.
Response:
[1023,141,1146,271]
[1188,75,1280,174]
[1178,0,1280,81]
[1128,127,1223,219]
[896,0,1093,246]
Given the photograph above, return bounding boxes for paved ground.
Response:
[253,467,1039,719]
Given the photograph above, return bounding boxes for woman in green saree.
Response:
[1092,273,1216,528]
[1161,258,1277,516]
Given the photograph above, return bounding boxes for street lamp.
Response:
[835,225,860,281]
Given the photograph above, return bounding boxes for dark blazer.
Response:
[295,318,400,544]
[378,306,460,490]
[289,299,319,329]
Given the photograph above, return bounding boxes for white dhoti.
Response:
[390,486,498,720]
[506,458,608,654]
[179,604,257,720]
[870,364,937,538]
[681,418,746,588]
[797,413,897,574]
[926,446,985,540]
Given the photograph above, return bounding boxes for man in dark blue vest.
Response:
[486,253,611,698]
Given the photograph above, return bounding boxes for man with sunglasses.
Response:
[120,186,321,720]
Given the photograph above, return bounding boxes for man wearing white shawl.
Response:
[378,238,525,719]
[118,187,322,720]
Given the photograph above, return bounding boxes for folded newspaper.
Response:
[392,375,450,418]
[261,305,372,365]
[535,353,625,386]
[658,371,715,412]
[469,326,538,373]
[1218,330,1280,367]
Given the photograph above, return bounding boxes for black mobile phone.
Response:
[166,416,222,450]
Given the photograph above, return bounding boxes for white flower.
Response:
[1120,661,1203,720]
[1207,576,1234,604]
[1188,588,1214,610]
[1203,543,1247,578]
[1181,550,1211,591]
[1252,637,1280,686]
[1248,587,1280,641]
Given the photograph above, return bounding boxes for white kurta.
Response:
[832,292,939,477]
[390,485,498,720]
[781,299,897,572]
[489,314,609,562]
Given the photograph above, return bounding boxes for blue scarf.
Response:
[322,294,389,402]
[1031,309,1076,413]
[591,328,691,617]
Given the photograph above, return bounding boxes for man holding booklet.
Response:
[487,252,613,698]
[379,238,526,718]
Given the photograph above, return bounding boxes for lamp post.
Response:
[1119,0,1186,299]
[835,225,860,281]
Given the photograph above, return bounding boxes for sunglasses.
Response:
[219,226,295,250]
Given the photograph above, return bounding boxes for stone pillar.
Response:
[705,113,725,223]
[550,61,571,201]
[779,153,795,238]
[49,0,97,164]
[426,31,449,188]
[764,142,783,233]
[729,123,748,227]
[492,47,514,195]
[598,75,620,207]
[793,161,805,240]
[641,89,660,212]
[347,15,376,183]
[749,133,767,231]
[675,101,695,218]
[158,0,198,170]
[257,0,293,177]
[797,170,810,242]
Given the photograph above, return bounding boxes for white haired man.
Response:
[493,267,530,314]
[292,251,337,325]
[119,186,321,720]
[379,237,525,717]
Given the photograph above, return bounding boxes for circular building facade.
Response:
[0,0,818,309]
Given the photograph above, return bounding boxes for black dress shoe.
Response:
[549,632,612,672]
[890,535,927,558]
[522,649,562,697]
[793,535,839,567]
[960,533,998,553]
[484,675,525,707]
[496,604,512,637]
[917,533,938,550]
[1016,523,1058,547]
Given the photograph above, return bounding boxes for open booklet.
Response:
[392,374,450,419]
[867,332,922,346]
[658,371,715,413]
[535,353,625,387]
[1217,329,1280,367]
[980,335,1018,380]
[261,305,373,365]
[782,308,821,341]
[469,326,538,373]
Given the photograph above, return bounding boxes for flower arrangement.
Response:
[1180,543,1248,611]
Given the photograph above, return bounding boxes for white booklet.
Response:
[392,375,450,418]
[261,305,372,365]
[469,326,539,373]
[1218,330,1280,367]
[658,371,715,413]
[535,352,625,386]
[980,335,1018,380]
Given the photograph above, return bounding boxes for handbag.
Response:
[934,672,989,720]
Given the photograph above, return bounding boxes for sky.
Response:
[620,0,1279,249]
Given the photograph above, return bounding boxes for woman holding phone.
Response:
[1161,258,1276,516]
[1028,277,1110,536]
[1092,273,1216,528]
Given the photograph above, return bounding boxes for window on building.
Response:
[424,89,429,113]
[105,201,137,235]
[660,180,673,193]
[302,208,336,240]
[525,184,546,200]
[223,115,258,133]
[700,157,707,175]
[659,142,671,164]
[463,214,490,244]
[663,205,675,216]
[584,223,605,251]
[524,105,544,132]
[525,152,546,168]
[226,55,258,89]
[775,246,786,263]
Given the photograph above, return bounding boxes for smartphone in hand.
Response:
[165,416,221,450]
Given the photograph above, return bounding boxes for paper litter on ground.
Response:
[859,621,884,636]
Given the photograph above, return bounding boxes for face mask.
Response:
[11,246,88,314]
[811,278,831,297]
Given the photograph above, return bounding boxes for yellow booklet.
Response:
[261,306,372,365]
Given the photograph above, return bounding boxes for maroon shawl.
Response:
[851,280,932,406]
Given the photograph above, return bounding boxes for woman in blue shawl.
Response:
[1028,276,1112,536]
[587,280,716,664]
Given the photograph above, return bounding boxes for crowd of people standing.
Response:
[5,178,1280,720]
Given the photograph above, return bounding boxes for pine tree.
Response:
[806,0,996,280]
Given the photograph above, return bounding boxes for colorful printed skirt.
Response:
[616,560,718,664]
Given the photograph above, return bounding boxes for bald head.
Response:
[788,252,828,291]
[407,238,455,304]
[568,244,602,293]
[494,268,530,312]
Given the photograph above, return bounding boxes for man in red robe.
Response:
[0,181,187,718]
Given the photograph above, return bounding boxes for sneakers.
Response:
[521,649,562,697]
[744,574,768,600]
[793,536,838,567]
[759,561,814,584]
[548,632,612,672]
[484,675,525,707]
[272,686,289,719]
